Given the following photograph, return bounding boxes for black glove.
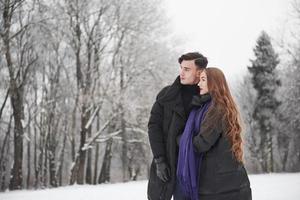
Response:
[154,157,170,182]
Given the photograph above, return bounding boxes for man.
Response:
[147,52,208,200]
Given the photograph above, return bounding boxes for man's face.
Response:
[179,60,200,85]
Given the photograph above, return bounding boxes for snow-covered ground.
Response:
[1,173,300,200]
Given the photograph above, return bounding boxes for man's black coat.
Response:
[147,76,187,200]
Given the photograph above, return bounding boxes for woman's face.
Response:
[198,70,209,95]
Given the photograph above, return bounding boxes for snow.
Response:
[1,173,299,200]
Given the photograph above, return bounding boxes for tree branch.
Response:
[0,87,10,120]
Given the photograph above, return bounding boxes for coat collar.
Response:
[158,76,186,120]
[158,76,181,103]
[191,93,212,107]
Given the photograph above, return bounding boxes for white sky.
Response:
[163,0,292,83]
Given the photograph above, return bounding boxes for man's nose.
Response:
[179,69,184,76]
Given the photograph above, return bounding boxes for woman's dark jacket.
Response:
[192,101,252,200]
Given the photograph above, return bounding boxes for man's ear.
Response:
[196,70,202,78]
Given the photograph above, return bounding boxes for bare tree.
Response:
[0,0,180,189]
[0,0,39,190]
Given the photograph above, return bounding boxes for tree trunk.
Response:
[49,141,58,187]
[93,113,100,185]
[2,0,25,189]
[0,115,12,191]
[43,137,48,187]
[26,111,31,189]
[85,41,93,184]
[33,73,38,189]
[70,6,88,184]
[57,131,67,186]
[77,104,87,184]
[70,97,78,162]
[119,54,128,182]
[9,82,25,190]
[85,108,92,184]
[93,143,100,185]
[70,105,88,185]
[98,138,113,184]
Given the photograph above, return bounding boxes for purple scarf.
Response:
[176,102,211,200]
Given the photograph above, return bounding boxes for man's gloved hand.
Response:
[154,157,170,182]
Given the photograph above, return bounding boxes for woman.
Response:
[175,67,252,200]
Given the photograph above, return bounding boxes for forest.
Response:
[0,0,299,191]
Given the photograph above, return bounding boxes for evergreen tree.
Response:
[248,31,281,172]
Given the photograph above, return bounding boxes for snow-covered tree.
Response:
[248,31,281,172]
[276,0,300,171]
[0,0,179,190]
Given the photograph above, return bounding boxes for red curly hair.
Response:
[205,67,244,163]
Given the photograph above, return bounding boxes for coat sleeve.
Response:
[192,105,226,154]
[148,86,169,158]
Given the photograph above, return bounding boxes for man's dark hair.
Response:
[178,52,208,69]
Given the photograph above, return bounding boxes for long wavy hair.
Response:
[205,67,244,163]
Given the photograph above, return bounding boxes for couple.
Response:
[147,52,252,200]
